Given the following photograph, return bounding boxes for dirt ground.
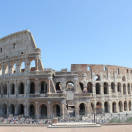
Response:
[0,125,132,132]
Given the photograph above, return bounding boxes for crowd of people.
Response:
[0,115,52,125]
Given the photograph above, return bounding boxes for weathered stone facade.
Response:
[0,30,132,119]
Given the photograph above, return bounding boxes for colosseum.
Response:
[0,30,132,120]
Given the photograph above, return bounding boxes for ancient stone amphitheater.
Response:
[0,30,132,120]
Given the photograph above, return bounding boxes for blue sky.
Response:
[0,0,132,70]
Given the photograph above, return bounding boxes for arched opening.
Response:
[18,104,24,115]
[79,82,84,92]
[111,82,115,93]
[79,103,86,115]
[117,83,121,93]
[96,102,102,114]
[96,83,100,94]
[123,84,126,95]
[87,82,92,93]
[53,104,61,117]
[29,104,35,118]
[119,101,123,112]
[128,83,131,94]
[9,104,15,115]
[19,82,24,94]
[66,81,74,90]
[2,104,7,116]
[40,104,47,118]
[10,83,15,95]
[30,60,36,71]
[12,64,16,74]
[124,101,127,111]
[56,82,62,93]
[112,102,117,113]
[129,101,131,111]
[30,82,35,94]
[20,62,25,72]
[104,82,108,94]
[94,74,101,81]
[40,81,47,94]
[3,84,7,95]
[104,102,109,113]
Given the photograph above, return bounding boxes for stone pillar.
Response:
[15,80,18,96]
[47,101,51,119]
[25,60,30,72]
[75,103,79,119]
[35,102,39,119]
[92,83,96,98]
[109,102,113,113]
[16,62,21,73]
[61,100,66,119]
[25,79,30,97]
[15,104,18,115]
[35,58,39,71]
[35,79,39,95]
[108,83,112,97]
[2,64,5,75]
[48,77,51,94]
[24,102,29,117]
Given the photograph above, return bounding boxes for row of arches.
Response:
[80,82,132,95]
[0,60,37,75]
[1,104,61,118]
[0,81,48,95]
[79,101,132,115]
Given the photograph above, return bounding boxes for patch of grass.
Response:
[126,117,132,123]
[109,118,121,123]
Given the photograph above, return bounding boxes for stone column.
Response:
[61,100,66,119]
[15,104,18,115]
[35,58,39,71]
[35,102,39,119]
[47,101,51,119]
[25,60,30,72]
[15,80,18,96]
[24,102,29,117]
[75,103,79,119]
[92,83,96,98]
[16,62,21,73]
[35,79,39,95]
[25,79,30,97]
[109,101,113,113]
[48,77,51,94]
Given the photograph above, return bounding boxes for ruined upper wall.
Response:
[71,64,132,75]
[0,30,39,60]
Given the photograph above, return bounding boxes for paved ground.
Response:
[0,125,132,132]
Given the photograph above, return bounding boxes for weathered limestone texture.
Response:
[0,30,132,119]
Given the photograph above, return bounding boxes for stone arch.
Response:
[104,82,108,94]
[29,104,35,118]
[123,84,126,94]
[104,102,109,113]
[117,82,121,93]
[112,102,117,113]
[87,82,93,93]
[30,82,35,94]
[96,83,100,94]
[10,83,15,95]
[53,104,61,117]
[18,104,24,115]
[2,104,7,116]
[56,82,62,93]
[94,74,101,81]
[119,101,123,112]
[66,81,74,90]
[96,102,102,114]
[40,81,47,94]
[40,104,47,118]
[129,101,131,111]
[79,103,86,115]
[124,101,127,111]
[128,83,131,94]
[79,82,84,92]
[3,84,7,95]
[19,82,24,94]
[9,104,15,115]
[111,82,115,93]
[20,62,25,72]
[30,60,36,71]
